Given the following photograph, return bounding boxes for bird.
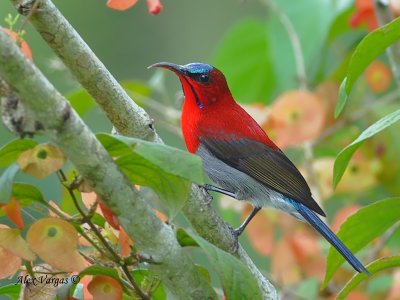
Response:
[149,62,369,274]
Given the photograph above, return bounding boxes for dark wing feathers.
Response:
[200,137,326,216]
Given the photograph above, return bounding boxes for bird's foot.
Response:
[229,226,242,253]
[232,226,245,237]
[199,185,213,205]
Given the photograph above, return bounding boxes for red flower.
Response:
[106,0,163,15]
[349,0,378,31]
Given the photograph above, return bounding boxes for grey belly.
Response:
[197,145,303,219]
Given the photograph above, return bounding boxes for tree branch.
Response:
[374,0,400,86]
[11,0,159,141]
[8,0,278,297]
[0,29,217,300]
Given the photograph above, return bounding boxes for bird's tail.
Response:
[289,199,369,274]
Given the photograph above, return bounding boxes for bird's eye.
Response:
[198,74,210,84]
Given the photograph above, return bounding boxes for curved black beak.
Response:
[148,62,187,76]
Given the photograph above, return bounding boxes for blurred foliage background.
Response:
[1,0,400,299]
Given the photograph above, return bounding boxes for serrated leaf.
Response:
[335,17,400,116]
[213,19,275,103]
[323,198,400,288]
[0,163,19,204]
[189,232,262,300]
[337,256,400,299]
[333,109,400,187]
[0,139,37,167]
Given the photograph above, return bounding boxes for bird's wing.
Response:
[200,137,326,216]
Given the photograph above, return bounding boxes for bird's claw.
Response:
[199,185,213,205]
[232,227,245,237]
[229,227,241,253]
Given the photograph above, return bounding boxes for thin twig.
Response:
[313,88,400,146]
[265,0,308,89]
[366,221,400,262]
[2,1,275,295]
[76,227,112,260]
[17,0,39,33]
[373,0,400,86]
[58,170,150,300]
[263,0,323,202]
[303,141,322,203]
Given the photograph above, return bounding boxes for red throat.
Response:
[181,92,279,153]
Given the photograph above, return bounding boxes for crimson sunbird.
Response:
[149,62,368,274]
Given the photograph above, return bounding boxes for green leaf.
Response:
[337,256,400,300]
[0,163,20,204]
[79,265,120,282]
[213,19,275,103]
[196,264,212,283]
[121,81,151,107]
[323,198,400,288]
[176,228,199,247]
[335,78,348,118]
[98,133,204,184]
[0,183,45,217]
[189,232,262,300]
[71,283,84,300]
[91,212,106,228]
[0,284,21,299]
[296,278,319,300]
[96,133,132,157]
[97,133,204,217]
[12,182,45,206]
[116,154,191,217]
[66,89,96,116]
[366,274,393,293]
[131,269,166,300]
[333,109,400,187]
[335,17,400,116]
[266,0,342,92]
[0,138,37,167]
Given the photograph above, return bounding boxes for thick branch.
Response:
[0,30,217,300]
[0,78,40,136]
[11,0,158,141]
[9,0,278,297]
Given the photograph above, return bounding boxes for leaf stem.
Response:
[58,170,150,300]
[265,0,308,90]
[312,88,400,146]
[373,0,400,86]
[366,221,400,262]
